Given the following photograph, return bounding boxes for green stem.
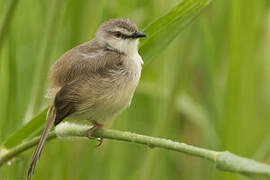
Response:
[0,123,270,180]
[0,133,56,166]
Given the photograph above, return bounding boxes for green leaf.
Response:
[1,108,48,149]
[139,0,212,63]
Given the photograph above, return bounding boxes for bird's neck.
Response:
[96,38,139,57]
[104,43,124,55]
[125,40,139,58]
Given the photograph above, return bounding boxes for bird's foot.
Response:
[86,121,103,147]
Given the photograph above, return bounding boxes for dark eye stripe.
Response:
[115,33,131,39]
[109,30,134,39]
[122,34,135,39]
[122,34,129,39]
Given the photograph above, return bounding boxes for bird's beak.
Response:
[132,32,147,38]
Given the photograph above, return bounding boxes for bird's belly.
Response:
[71,55,142,125]
[73,74,140,124]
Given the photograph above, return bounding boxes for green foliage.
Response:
[0,0,270,180]
[1,108,48,149]
[140,0,211,61]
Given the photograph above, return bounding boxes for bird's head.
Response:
[96,18,146,55]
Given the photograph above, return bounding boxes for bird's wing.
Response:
[49,40,123,88]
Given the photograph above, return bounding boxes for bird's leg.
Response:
[86,120,104,147]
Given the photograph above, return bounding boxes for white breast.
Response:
[111,50,143,111]
[126,51,143,80]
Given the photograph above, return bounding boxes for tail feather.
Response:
[27,106,56,180]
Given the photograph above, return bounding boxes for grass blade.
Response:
[1,108,48,149]
[24,0,64,120]
[139,0,212,62]
[0,0,19,53]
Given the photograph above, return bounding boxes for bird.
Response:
[27,18,146,179]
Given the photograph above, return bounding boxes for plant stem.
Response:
[0,133,56,166]
[0,122,270,180]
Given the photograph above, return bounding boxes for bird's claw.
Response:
[86,126,103,147]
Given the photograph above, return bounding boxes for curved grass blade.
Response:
[139,0,212,63]
[1,108,48,149]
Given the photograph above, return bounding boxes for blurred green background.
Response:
[1,0,270,179]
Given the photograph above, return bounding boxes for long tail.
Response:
[27,106,56,180]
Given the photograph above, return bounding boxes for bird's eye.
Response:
[114,31,121,38]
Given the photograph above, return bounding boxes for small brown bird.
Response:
[27,18,146,179]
